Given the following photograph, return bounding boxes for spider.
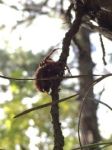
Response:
[34,49,71,93]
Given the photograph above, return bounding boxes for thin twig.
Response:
[78,74,112,149]
[86,97,112,111]
[0,75,35,80]
[94,99,112,112]
[1,74,112,81]
[72,141,112,150]
[99,33,107,65]
[14,94,78,118]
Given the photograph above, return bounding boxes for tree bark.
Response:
[75,27,101,149]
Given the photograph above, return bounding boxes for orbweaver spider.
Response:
[35,49,71,93]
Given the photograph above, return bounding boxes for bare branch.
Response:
[50,86,64,150]
[59,0,84,63]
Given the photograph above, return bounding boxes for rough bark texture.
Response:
[75,27,101,149]
[50,68,64,150]
[50,87,64,150]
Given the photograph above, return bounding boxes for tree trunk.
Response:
[75,27,101,149]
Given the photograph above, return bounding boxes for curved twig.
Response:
[78,74,112,149]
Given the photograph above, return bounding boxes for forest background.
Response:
[0,0,112,150]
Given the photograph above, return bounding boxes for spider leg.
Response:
[44,48,59,60]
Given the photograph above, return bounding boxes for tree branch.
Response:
[14,94,78,117]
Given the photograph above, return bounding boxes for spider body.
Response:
[35,50,64,93]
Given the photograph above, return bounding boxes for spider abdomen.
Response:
[35,61,63,93]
